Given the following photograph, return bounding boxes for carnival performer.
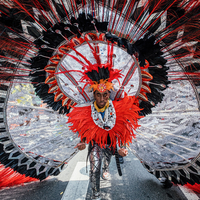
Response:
[67,63,142,199]
[74,89,128,199]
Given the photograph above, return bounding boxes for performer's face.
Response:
[94,90,110,108]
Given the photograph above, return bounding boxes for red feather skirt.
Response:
[67,96,143,148]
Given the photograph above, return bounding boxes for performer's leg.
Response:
[102,145,112,179]
[89,143,102,199]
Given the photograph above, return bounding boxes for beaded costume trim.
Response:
[91,100,116,131]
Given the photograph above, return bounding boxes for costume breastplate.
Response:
[91,100,116,131]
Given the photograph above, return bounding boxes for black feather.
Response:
[86,67,110,82]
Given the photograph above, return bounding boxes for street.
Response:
[0,147,199,200]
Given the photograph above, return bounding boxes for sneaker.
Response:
[102,172,110,180]
[92,192,101,200]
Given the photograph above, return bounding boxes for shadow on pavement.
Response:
[0,178,68,200]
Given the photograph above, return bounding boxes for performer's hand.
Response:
[118,148,128,157]
[74,142,86,151]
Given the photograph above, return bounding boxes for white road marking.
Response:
[61,162,89,200]
[178,185,199,200]
[100,178,111,189]
[100,178,112,199]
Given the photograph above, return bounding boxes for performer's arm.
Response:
[74,137,86,151]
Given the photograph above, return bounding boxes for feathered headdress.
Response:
[1,0,200,192]
[58,38,124,94]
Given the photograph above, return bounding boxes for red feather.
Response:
[0,164,38,189]
[67,96,143,148]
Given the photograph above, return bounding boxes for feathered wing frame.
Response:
[0,0,200,189]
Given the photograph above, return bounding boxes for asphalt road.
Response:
[0,147,197,200]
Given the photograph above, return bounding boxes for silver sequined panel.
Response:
[6,82,79,164]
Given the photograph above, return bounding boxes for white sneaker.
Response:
[102,172,110,180]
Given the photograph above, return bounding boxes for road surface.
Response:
[0,147,199,200]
